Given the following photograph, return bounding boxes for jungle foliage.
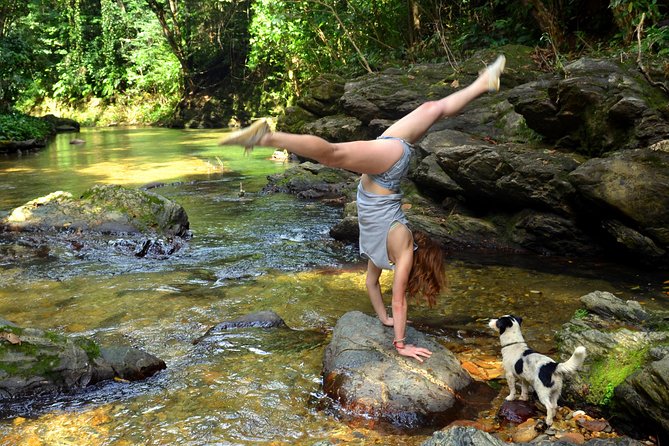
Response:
[0,0,668,126]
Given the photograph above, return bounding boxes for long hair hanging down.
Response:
[407,230,447,307]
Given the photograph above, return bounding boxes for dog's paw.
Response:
[505,395,516,401]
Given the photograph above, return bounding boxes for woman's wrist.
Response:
[393,338,406,350]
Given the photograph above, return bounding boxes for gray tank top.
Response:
[356,182,409,270]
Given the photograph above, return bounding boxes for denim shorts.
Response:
[368,136,413,191]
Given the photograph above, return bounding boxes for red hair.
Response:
[407,231,446,307]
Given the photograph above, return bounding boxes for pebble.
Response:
[512,419,539,443]
[556,431,586,444]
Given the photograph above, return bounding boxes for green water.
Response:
[0,128,666,446]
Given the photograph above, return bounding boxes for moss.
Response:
[44,331,67,344]
[585,344,649,407]
[0,329,99,380]
[0,341,60,378]
[74,337,101,360]
[0,325,24,336]
[573,308,589,319]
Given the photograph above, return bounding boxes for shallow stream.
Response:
[0,128,666,445]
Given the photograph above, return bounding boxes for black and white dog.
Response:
[489,315,586,425]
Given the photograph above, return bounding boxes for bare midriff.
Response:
[360,174,395,195]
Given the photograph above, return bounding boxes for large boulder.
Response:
[432,142,581,215]
[568,147,669,260]
[322,311,473,428]
[508,58,669,155]
[420,425,646,446]
[1,184,189,237]
[0,317,165,401]
[555,291,669,441]
[0,184,190,261]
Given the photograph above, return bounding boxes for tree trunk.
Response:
[406,0,420,48]
[521,0,566,50]
[144,0,195,96]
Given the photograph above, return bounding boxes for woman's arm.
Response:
[388,226,432,362]
[366,260,393,326]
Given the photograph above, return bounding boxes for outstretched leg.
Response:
[220,55,505,175]
[382,54,505,143]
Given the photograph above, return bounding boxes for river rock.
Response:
[322,311,472,428]
[0,317,165,401]
[555,292,669,441]
[420,425,647,446]
[613,355,669,441]
[263,162,358,199]
[0,184,190,237]
[40,114,81,133]
[579,290,649,323]
[568,147,669,258]
[194,310,288,344]
[508,58,669,155]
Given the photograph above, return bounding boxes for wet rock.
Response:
[420,426,501,446]
[322,311,473,428]
[263,162,357,199]
[512,419,540,442]
[328,216,358,243]
[498,399,540,424]
[555,431,586,444]
[0,318,165,402]
[0,184,190,237]
[0,185,190,262]
[420,425,647,446]
[556,292,669,442]
[579,290,649,323]
[194,310,288,344]
[92,347,167,382]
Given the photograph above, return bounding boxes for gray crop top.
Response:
[367,136,413,192]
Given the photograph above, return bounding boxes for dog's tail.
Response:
[556,346,587,374]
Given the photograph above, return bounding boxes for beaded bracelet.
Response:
[392,338,406,349]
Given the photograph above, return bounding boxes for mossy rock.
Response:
[0,319,165,401]
[556,290,669,438]
[263,162,358,199]
[1,184,190,237]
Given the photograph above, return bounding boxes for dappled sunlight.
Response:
[1,167,32,173]
[75,157,229,186]
[2,408,113,446]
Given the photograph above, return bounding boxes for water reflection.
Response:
[0,128,666,445]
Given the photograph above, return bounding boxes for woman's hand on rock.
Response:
[397,344,432,362]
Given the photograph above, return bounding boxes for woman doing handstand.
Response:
[219,55,506,362]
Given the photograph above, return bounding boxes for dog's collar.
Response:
[501,341,526,349]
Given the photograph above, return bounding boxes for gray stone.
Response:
[322,311,472,427]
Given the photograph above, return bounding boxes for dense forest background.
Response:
[1,0,668,136]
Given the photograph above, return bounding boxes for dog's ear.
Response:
[496,316,513,335]
[511,315,523,326]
